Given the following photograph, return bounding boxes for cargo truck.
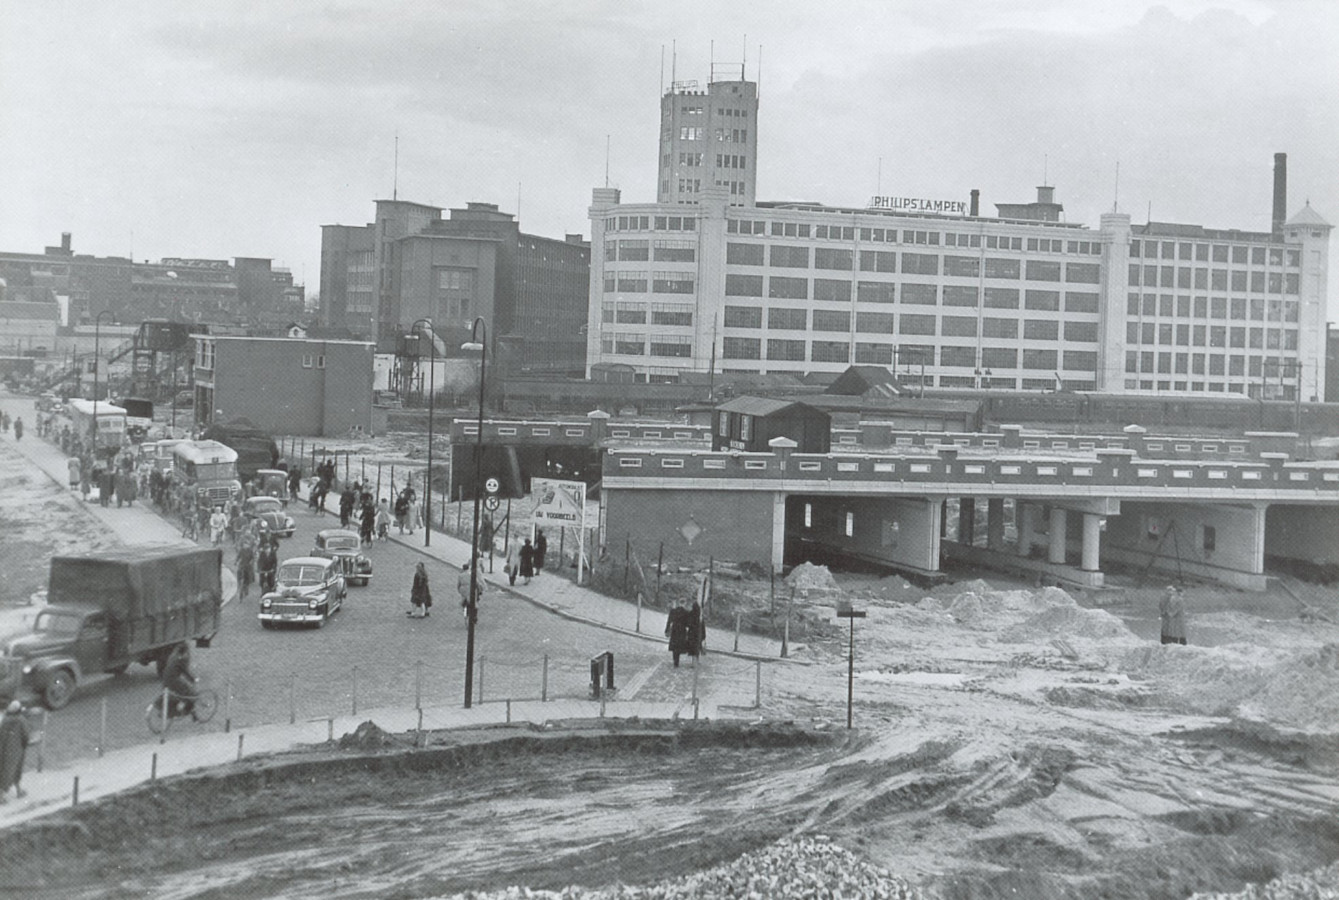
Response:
[0,546,223,709]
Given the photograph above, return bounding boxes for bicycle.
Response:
[145,686,218,735]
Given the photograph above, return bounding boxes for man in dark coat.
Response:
[519,539,535,585]
[534,530,548,574]
[665,603,692,668]
[257,538,279,594]
[408,562,432,618]
[0,700,30,801]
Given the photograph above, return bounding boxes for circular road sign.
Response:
[484,477,500,495]
[484,495,501,512]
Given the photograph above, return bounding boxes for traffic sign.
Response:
[484,495,500,511]
[484,477,500,495]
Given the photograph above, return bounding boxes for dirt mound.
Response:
[1001,605,1139,643]
[786,562,840,593]
[337,720,399,750]
[1122,643,1339,732]
[946,586,1080,630]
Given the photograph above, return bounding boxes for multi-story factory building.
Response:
[588,79,1331,401]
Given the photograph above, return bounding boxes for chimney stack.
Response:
[1272,152,1287,233]
[61,232,71,252]
[969,189,980,217]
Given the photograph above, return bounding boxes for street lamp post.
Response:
[411,319,436,548]
[92,310,116,453]
[462,317,488,708]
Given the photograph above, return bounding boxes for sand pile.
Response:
[946,585,1079,630]
[1001,604,1139,643]
[1122,643,1339,732]
[786,562,840,593]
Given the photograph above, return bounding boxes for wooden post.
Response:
[72,776,79,807]
[755,660,762,708]
[559,528,565,570]
[151,752,158,781]
[506,699,512,723]
[734,611,741,652]
[160,686,169,742]
[477,656,484,706]
[361,457,366,482]
[99,698,107,757]
[224,679,232,733]
[624,535,630,593]
[635,590,643,633]
[542,654,549,702]
[375,463,381,502]
[352,666,359,716]
[456,497,462,533]
[692,658,699,702]
[237,733,245,761]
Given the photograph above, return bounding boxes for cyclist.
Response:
[160,643,199,719]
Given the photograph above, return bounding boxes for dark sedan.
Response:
[242,495,296,538]
[311,529,373,586]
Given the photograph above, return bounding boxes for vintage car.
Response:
[258,556,345,628]
[242,495,296,538]
[311,529,373,586]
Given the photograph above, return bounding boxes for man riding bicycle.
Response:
[160,643,199,719]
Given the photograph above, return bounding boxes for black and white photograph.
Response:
[1,1,1338,896]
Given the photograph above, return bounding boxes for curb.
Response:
[385,534,804,666]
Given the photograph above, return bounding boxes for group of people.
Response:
[0,411,21,441]
[233,529,280,602]
[503,530,548,586]
[66,445,139,508]
[664,600,706,667]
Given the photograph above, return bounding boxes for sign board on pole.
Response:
[531,478,589,584]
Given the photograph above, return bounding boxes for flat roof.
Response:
[205,336,374,347]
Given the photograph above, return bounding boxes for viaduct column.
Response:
[1081,512,1102,572]
[958,498,976,546]
[1048,507,1068,565]
[1017,503,1036,557]
[987,498,1006,550]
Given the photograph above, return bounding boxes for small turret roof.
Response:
[1285,202,1331,229]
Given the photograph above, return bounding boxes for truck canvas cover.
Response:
[47,545,223,620]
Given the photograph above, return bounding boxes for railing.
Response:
[601,445,1339,497]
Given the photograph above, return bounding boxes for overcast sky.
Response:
[2,1,1336,316]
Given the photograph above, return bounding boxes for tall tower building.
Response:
[656,78,758,208]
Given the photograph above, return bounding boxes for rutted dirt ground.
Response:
[3,433,1339,898]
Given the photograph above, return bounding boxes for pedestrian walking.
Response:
[519,538,535,585]
[209,506,228,546]
[10,417,21,441]
[67,456,81,491]
[665,602,691,668]
[236,541,256,602]
[1159,585,1188,645]
[505,540,520,585]
[339,485,355,528]
[457,557,483,618]
[0,700,31,802]
[408,495,421,536]
[534,530,548,573]
[288,466,302,502]
[98,464,114,507]
[359,499,376,546]
[79,458,92,502]
[688,599,706,657]
[408,561,432,618]
[0,411,8,433]
[394,489,411,534]
[376,497,392,541]
[257,537,278,594]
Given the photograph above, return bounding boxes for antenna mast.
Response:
[1113,160,1120,212]
[605,135,611,188]
[393,132,399,201]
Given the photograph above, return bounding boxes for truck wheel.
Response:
[43,669,76,710]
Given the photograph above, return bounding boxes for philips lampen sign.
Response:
[868,195,968,215]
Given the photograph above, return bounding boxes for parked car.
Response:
[242,495,296,538]
[258,556,345,628]
[311,529,373,586]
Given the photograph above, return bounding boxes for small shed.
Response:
[824,365,900,399]
[712,396,831,454]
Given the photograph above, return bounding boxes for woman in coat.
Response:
[359,499,376,546]
[505,540,521,586]
[1159,585,1187,645]
[665,603,691,668]
[409,562,432,618]
[519,538,535,585]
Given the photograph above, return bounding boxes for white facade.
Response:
[586,188,1330,400]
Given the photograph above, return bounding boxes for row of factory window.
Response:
[676,126,749,142]
[668,152,749,170]
[1123,380,1294,398]
[724,243,1103,281]
[725,221,1103,255]
[1129,265,1300,294]
[1124,351,1302,378]
[1130,240,1301,268]
[602,215,698,232]
[1126,294,1299,322]
[1126,322,1299,351]
[675,104,749,119]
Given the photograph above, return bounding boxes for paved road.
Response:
[0,392,672,769]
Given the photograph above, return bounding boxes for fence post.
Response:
[415,660,423,710]
[506,699,511,723]
[345,450,350,484]
[770,566,775,615]
[237,733,245,761]
[755,660,762,708]
[151,752,158,782]
[477,656,484,706]
[734,611,741,652]
[159,687,169,743]
[352,666,359,716]
[624,535,630,593]
[72,776,79,807]
[692,659,699,703]
[224,679,232,733]
[99,698,107,757]
[542,654,549,702]
[655,542,663,608]
[375,463,381,502]
[635,591,643,633]
[361,457,366,482]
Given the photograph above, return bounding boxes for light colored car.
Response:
[242,495,296,538]
[258,556,346,628]
[311,529,373,586]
